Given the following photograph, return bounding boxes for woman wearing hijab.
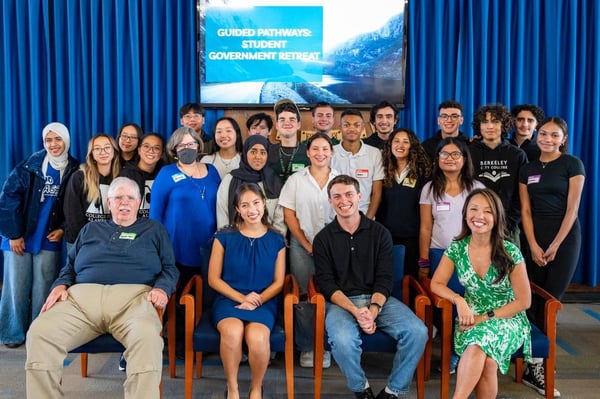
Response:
[216,135,286,234]
[0,122,79,348]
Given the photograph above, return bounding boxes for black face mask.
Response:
[176,148,197,164]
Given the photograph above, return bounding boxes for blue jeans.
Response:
[325,295,428,394]
[0,250,60,344]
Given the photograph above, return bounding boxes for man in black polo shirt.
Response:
[313,175,427,399]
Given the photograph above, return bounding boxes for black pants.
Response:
[526,218,581,326]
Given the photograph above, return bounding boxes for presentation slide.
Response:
[198,0,406,107]
[205,6,323,83]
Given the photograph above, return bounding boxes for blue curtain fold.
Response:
[0,0,597,286]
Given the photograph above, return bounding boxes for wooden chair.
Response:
[179,274,299,399]
[69,306,164,397]
[308,245,430,399]
[421,249,563,399]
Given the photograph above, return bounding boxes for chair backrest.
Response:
[199,245,217,308]
[391,244,406,299]
[429,248,464,296]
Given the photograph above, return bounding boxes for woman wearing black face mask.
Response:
[150,127,221,355]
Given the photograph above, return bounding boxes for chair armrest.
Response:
[282,274,300,330]
[421,277,453,311]
[180,275,204,329]
[283,274,300,302]
[307,274,322,298]
[402,275,431,319]
[530,282,563,335]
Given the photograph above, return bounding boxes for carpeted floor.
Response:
[0,302,599,398]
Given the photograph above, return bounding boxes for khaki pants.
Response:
[25,284,163,399]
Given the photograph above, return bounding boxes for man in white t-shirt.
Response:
[331,109,384,219]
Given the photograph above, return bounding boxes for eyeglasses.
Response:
[439,151,463,160]
[141,144,163,153]
[119,134,139,142]
[439,114,462,121]
[182,113,203,120]
[92,146,113,154]
[175,141,198,151]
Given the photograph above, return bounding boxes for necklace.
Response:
[279,144,299,176]
[248,237,257,246]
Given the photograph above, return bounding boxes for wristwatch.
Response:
[486,310,496,319]
[370,303,382,314]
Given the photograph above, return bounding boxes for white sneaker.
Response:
[299,351,331,368]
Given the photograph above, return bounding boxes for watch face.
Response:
[487,310,496,319]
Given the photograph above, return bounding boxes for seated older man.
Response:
[25,177,179,399]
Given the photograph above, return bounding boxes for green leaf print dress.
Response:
[446,236,532,373]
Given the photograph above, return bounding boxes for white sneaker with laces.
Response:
[299,350,331,368]
[522,362,561,398]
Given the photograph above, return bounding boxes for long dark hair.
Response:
[232,182,270,227]
[428,137,475,202]
[455,188,514,283]
[211,116,243,155]
[537,116,569,154]
[382,128,430,187]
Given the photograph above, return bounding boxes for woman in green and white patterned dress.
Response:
[431,188,532,399]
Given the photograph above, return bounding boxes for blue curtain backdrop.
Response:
[0,0,598,286]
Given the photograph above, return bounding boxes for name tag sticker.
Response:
[172,173,187,183]
[436,202,451,212]
[291,163,304,172]
[402,177,417,188]
[528,175,541,184]
[355,169,369,178]
[119,232,137,240]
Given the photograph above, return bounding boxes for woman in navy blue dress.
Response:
[208,182,286,399]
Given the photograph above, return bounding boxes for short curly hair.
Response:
[472,104,513,136]
[510,104,545,124]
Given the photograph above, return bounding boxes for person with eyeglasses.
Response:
[0,122,79,349]
[25,177,179,399]
[419,138,484,279]
[150,126,221,358]
[120,133,166,219]
[364,100,399,150]
[469,104,528,247]
[509,104,545,162]
[64,133,121,251]
[116,122,143,167]
[267,98,310,184]
[422,100,469,161]
[179,102,215,156]
[418,138,484,374]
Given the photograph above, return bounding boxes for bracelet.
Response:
[451,295,460,305]
[418,257,430,268]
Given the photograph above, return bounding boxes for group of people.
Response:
[0,97,585,399]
